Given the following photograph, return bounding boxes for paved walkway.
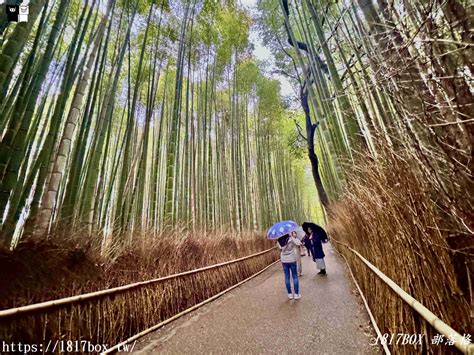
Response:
[132,244,380,354]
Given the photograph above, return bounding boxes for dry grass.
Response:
[0,230,276,347]
[329,149,473,354]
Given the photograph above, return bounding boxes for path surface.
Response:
[131,244,380,354]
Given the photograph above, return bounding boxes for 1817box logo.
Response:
[2,1,29,23]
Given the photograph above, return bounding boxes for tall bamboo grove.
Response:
[0,0,309,248]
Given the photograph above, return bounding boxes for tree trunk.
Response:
[301,84,330,210]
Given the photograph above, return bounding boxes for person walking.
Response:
[302,222,329,275]
[277,233,302,299]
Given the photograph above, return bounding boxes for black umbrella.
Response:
[302,222,317,233]
[302,222,329,242]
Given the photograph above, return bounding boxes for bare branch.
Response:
[275,34,302,86]
[271,69,299,81]
[292,118,308,142]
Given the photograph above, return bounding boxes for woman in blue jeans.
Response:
[277,234,302,299]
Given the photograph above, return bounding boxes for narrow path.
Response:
[131,244,380,354]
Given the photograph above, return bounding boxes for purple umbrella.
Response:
[267,220,299,240]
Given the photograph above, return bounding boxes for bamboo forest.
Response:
[0,0,472,354]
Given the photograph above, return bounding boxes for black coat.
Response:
[302,235,312,249]
[302,222,328,260]
[309,232,325,259]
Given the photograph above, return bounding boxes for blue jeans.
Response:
[282,262,299,294]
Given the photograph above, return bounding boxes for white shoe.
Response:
[288,294,293,299]
[294,294,301,300]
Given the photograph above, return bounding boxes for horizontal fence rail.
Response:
[339,252,391,355]
[102,259,281,354]
[332,238,474,355]
[0,247,277,318]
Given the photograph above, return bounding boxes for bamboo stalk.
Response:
[0,247,277,319]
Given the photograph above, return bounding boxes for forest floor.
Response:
[130,244,380,354]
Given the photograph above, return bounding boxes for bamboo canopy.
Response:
[0,0,472,353]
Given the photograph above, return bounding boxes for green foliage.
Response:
[236,59,260,94]
[137,0,151,14]
[256,76,282,121]
[196,0,219,46]
[284,111,306,160]
[256,0,284,37]
[215,6,250,70]
[164,21,179,42]
[136,0,170,14]
[67,0,83,26]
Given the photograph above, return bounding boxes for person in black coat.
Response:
[302,222,329,275]
[302,232,312,258]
